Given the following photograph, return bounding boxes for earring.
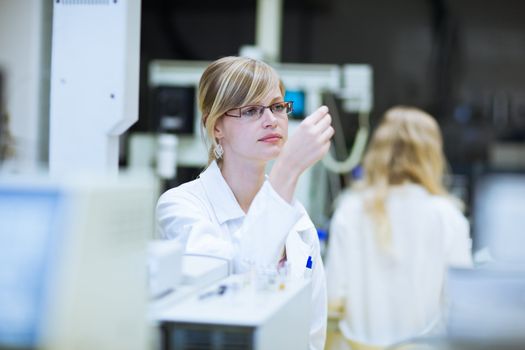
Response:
[213,143,224,159]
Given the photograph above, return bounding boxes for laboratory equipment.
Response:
[472,173,525,264]
[146,60,209,169]
[445,267,525,347]
[0,70,11,164]
[156,133,179,180]
[0,173,158,350]
[151,86,195,135]
[284,89,306,118]
[149,254,230,314]
[322,65,373,175]
[148,240,184,300]
[155,275,312,350]
[254,0,283,63]
[49,0,141,176]
[180,254,231,287]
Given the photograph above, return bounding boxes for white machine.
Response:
[148,240,185,300]
[154,275,312,350]
[146,239,311,350]
[148,251,230,306]
[0,173,157,350]
[445,267,525,347]
[472,173,525,264]
[49,0,141,176]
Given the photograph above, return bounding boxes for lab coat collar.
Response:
[199,161,246,224]
[294,208,315,232]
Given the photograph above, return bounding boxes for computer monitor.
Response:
[446,267,525,347]
[0,174,158,350]
[472,173,525,263]
[0,185,62,349]
[284,90,306,119]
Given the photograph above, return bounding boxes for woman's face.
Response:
[214,84,288,166]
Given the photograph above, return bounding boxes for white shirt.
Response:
[156,161,327,350]
[325,183,472,347]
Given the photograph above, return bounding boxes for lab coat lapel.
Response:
[199,161,245,224]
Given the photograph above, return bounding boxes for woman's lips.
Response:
[258,134,282,142]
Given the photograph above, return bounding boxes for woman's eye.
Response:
[273,103,285,112]
[242,107,260,118]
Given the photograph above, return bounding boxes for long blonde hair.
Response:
[360,106,448,251]
[198,56,284,165]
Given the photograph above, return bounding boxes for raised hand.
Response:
[269,106,334,202]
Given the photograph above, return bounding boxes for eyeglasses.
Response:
[224,101,293,120]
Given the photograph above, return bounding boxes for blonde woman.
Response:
[325,106,472,350]
[156,56,334,350]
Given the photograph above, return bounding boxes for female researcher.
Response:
[325,106,472,349]
[156,56,334,350]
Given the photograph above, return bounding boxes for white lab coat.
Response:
[325,183,472,348]
[156,160,327,350]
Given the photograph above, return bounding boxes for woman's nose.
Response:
[261,108,278,128]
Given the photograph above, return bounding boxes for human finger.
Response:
[319,125,335,142]
[313,113,332,133]
[304,105,329,125]
[315,141,332,162]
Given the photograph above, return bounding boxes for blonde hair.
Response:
[360,106,448,251]
[198,56,284,165]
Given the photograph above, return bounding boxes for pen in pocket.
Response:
[304,256,313,279]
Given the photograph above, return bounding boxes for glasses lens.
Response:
[240,106,265,119]
[270,102,292,115]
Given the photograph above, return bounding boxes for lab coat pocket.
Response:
[285,230,314,281]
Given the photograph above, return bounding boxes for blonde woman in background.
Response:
[156,56,334,350]
[325,106,472,350]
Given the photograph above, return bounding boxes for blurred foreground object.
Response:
[0,173,158,350]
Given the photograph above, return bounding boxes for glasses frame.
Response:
[224,101,294,120]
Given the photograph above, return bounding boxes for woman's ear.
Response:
[214,118,224,140]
